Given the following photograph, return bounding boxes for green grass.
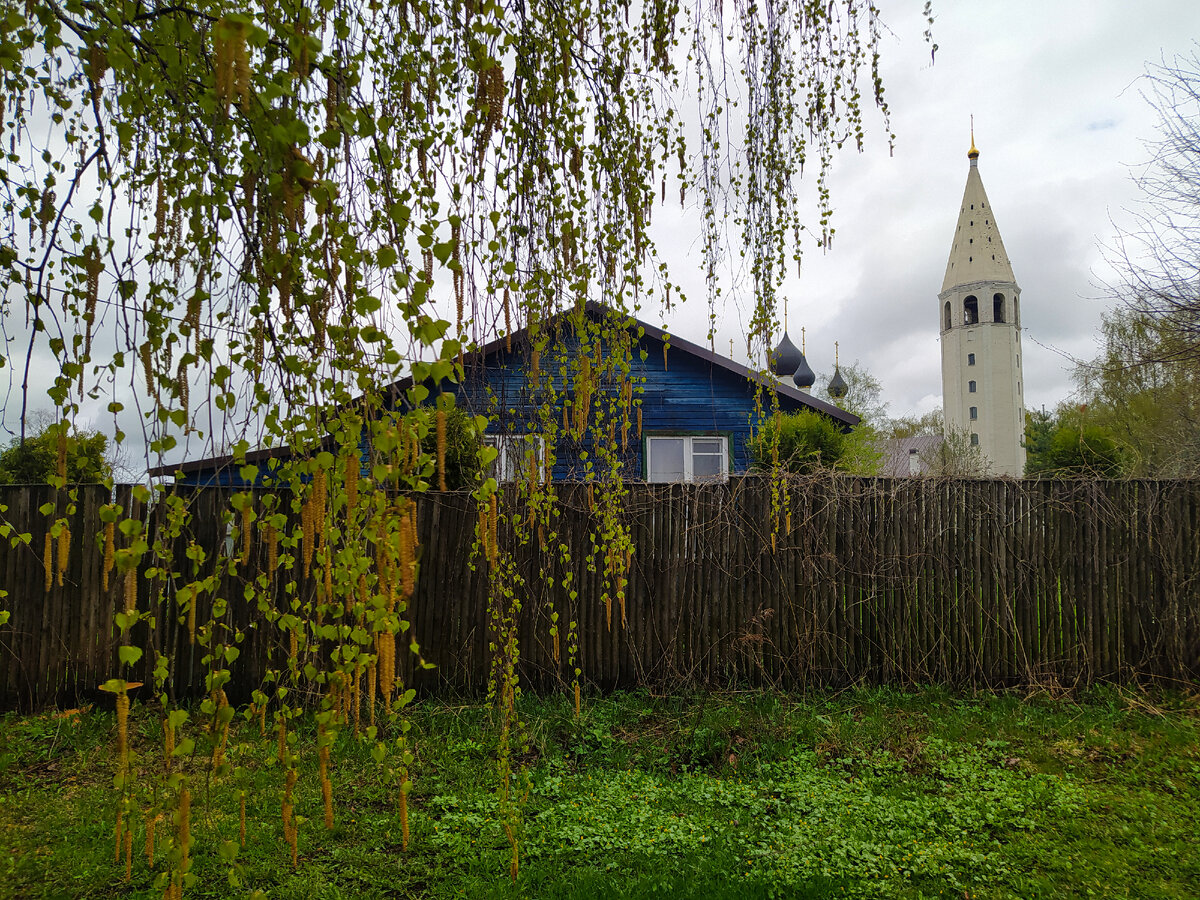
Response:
[2,686,1199,899]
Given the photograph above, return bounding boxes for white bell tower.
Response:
[939,134,1026,476]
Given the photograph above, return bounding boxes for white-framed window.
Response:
[645,435,729,483]
[483,433,546,482]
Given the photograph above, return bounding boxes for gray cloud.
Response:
[653,0,1200,422]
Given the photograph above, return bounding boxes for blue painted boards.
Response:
[438,317,844,481]
[154,308,854,486]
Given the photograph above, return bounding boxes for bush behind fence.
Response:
[1,477,1198,711]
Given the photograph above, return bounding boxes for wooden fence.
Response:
[1,478,1198,710]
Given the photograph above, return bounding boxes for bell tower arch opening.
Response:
[963,295,978,325]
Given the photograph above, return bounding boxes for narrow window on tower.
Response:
[944,301,952,331]
[967,353,976,366]
[970,406,978,420]
[993,293,1006,323]
[968,380,977,393]
[963,296,978,325]
[970,433,980,446]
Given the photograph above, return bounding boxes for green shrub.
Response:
[0,423,111,484]
[749,410,847,474]
[418,406,486,490]
[1027,423,1127,478]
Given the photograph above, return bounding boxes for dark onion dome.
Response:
[791,352,815,391]
[770,331,803,378]
[827,366,848,399]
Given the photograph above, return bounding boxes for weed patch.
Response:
[1,687,1198,898]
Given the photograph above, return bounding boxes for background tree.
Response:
[918,427,991,478]
[1023,407,1057,471]
[811,361,886,474]
[0,410,134,483]
[1073,310,1200,476]
[0,423,111,484]
[815,362,888,424]
[1024,403,1128,478]
[886,408,944,440]
[1073,49,1200,476]
[1106,50,1200,364]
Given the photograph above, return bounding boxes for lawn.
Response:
[1,687,1198,899]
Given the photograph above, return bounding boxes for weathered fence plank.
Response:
[2,477,1199,710]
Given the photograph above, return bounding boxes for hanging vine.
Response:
[0,0,920,890]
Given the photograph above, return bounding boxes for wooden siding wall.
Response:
[174,320,818,487]
[2,478,1198,711]
[457,329,800,479]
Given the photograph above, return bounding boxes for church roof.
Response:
[769,331,803,378]
[941,147,1016,293]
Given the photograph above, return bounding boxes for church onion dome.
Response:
[967,139,979,160]
[791,353,815,391]
[770,331,803,377]
[827,366,848,399]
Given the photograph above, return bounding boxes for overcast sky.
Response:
[7,1,1200,465]
[652,0,1200,421]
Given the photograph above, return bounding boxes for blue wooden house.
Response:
[153,304,857,486]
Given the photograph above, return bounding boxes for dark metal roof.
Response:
[147,437,330,478]
[769,331,803,378]
[827,366,848,399]
[791,352,816,390]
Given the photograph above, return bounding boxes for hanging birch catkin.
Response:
[102,520,114,591]
[43,532,53,592]
[56,524,69,586]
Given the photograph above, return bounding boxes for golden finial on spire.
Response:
[801,326,806,354]
[968,115,979,160]
[835,340,840,367]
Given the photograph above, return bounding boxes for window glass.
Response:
[692,452,723,480]
[648,437,686,482]
[969,407,978,420]
[967,353,975,366]
[970,433,979,447]
[968,380,977,393]
[646,435,727,483]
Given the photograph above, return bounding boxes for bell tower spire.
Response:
[938,133,1026,476]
